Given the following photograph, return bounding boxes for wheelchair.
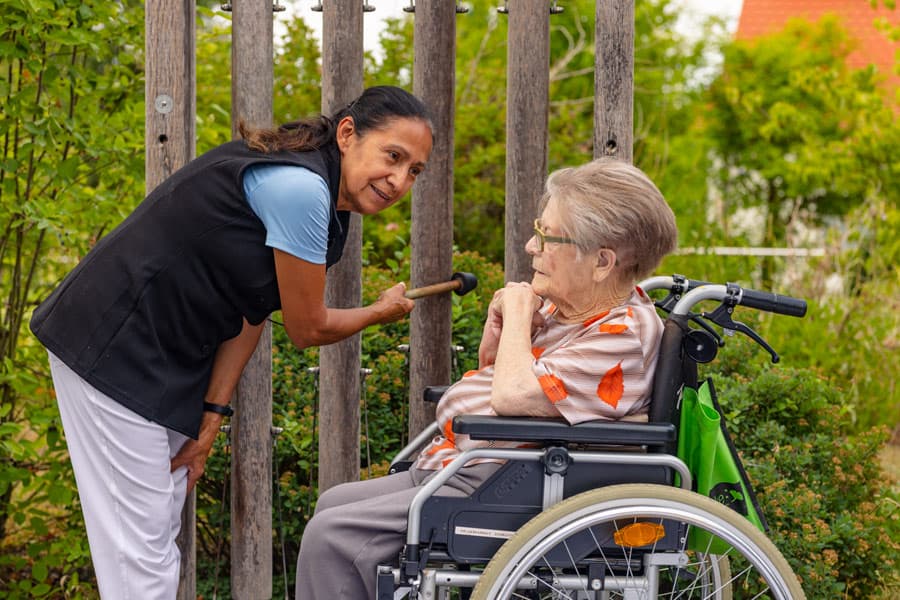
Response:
[377,275,809,599]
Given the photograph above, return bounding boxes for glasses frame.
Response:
[532,219,577,252]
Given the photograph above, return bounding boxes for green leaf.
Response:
[47,482,73,505]
[57,156,80,181]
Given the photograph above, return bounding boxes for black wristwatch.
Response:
[203,402,234,417]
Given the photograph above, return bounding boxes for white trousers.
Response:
[49,352,189,600]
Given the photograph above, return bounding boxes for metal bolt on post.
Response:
[221,2,286,12]
[498,1,565,14]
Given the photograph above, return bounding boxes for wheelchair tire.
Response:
[471,483,804,600]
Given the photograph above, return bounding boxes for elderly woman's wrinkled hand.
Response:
[479,283,545,367]
[495,282,545,326]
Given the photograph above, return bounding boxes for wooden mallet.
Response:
[404,272,478,299]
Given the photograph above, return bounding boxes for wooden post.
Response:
[594,0,634,162]
[505,1,550,283]
[230,0,274,597]
[408,0,457,440]
[145,2,196,598]
[318,0,365,493]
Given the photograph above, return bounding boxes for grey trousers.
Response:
[295,462,500,599]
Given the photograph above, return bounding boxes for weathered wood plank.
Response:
[318,0,365,494]
[408,0,457,441]
[505,0,550,283]
[594,0,635,162]
[145,0,195,192]
[145,2,196,598]
[231,0,274,596]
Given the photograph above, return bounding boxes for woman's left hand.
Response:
[171,412,221,493]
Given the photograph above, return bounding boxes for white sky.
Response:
[670,0,744,31]
[280,0,745,52]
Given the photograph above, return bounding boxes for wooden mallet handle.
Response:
[404,272,478,299]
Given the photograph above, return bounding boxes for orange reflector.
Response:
[613,522,666,547]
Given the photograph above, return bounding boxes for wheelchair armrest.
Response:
[451,415,676,447]
[424,385,449,403]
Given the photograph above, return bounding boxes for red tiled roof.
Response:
[737,0,899,90]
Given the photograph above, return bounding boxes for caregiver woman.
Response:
[29,85,433,599]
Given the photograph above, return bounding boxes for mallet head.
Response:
[450,272,478,296]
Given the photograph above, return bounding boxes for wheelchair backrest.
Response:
[649,313,696,428]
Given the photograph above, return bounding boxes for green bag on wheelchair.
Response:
[677,379,768,554]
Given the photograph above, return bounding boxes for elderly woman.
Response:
[295,157,678,599]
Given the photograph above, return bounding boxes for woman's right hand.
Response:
[495,282,544,321]
[371,282,415,324]
[478,283,544,367]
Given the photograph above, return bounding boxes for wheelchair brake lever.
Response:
[654,293,678,314]
[653,273,690,315]
[704,302,780,364]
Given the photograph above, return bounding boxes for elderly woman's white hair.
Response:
[539,157,678,281]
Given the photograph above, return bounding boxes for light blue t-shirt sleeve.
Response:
[242,163,330,265]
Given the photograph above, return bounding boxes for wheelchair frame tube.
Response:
[638,275,712,295]
[388,567,655,592]
[638,275,677,292]
[405,447,692,546]
[390,421,440,467]
[671,284,729,315]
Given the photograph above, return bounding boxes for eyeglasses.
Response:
[532,219,577,252]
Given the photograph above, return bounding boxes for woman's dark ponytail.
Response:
[240,86,432,153]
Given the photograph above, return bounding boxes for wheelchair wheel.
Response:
[471,484,804,600]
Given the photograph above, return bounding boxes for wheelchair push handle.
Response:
[669,282,807,363]
[671,283,806,317]
[739,288,807,317]
[404,272,478,300]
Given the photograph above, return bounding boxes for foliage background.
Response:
[1,0,898,598]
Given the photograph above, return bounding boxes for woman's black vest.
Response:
[30,140,348,438]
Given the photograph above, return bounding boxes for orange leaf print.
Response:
[583,310,610,328]
[599,323,629,334]
[442,419,456,443]
[426,420,456,455]
[626,307,634,318]
[463,369,480,378]
[597,362,624,408]
[538,374,568,404]
[531,346,546,359]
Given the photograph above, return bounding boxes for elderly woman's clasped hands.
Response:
[479,282,546,368]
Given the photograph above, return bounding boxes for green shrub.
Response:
[706,342,900,598]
